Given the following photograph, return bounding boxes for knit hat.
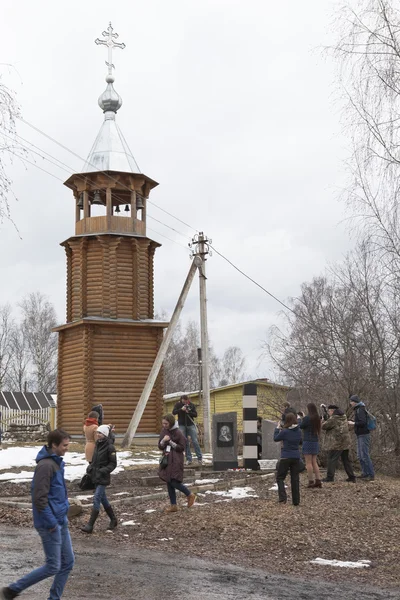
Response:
[327,404,339,410]
[349,395,360,404]
[96,425,110,438]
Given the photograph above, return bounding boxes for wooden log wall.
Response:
[57,327,86,433]
[63,235,158,322]
[57,322,164,435]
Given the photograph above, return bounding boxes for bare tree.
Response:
[219,346,247,386]
[0,304,15,390]
[20,292,58,392]
[5,325,31,391]
[0,73,22,222]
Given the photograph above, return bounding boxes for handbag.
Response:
[159,453,169,469]
[79,473,95,491]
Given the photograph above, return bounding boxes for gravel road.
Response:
[1,525,398,599]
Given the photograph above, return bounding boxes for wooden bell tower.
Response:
[54,23,168,437]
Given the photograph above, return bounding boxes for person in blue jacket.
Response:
[349,395,375,481]
[274,412,302,505]
[1,429,74,600]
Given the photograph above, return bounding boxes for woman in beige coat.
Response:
[84,411,99,462]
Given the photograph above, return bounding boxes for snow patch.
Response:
[194,478,221,484]
[310,558,371,569]
[145,509,156,513]
[205,486,258,499]
[0,446,159,483]
[76,494,93,501]
[0,471,35,482]
[121,520,139,526]
[112,492,130,496]
[158,537,173,541]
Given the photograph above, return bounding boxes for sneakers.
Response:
[362,476,375,482]
[185,461,193,466]
[187,493,196,508]
[346,477,356,483]
[1,588,19,599]
[322,478,334,483]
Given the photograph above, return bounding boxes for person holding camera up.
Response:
[173,394,202,465]
[274,413,302,506]
[321,404,356,483]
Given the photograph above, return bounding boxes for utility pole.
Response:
[190,232,212,453]
[121,258,200,448]
[197,347,203,402]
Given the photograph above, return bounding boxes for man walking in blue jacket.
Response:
[1,429,74,600]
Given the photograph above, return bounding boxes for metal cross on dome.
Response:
[95,22,126,77]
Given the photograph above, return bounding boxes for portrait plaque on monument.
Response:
[212,412,238,470]
[217,422,234,447]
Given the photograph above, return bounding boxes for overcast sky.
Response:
[1,0,350,380]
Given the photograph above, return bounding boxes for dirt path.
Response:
[0,525,398,600]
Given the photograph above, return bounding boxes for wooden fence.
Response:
[0,407,57,429]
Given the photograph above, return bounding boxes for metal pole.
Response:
[197,233,212,453]
[121,259,200,448]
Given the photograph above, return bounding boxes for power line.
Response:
[9,120,295,316]
[209,243,295,315]
[6,130,192,242]
[17,116,198,233]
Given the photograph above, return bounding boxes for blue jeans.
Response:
[179,424,202,462]
[93,484,111,511]
[357,434,375,477]
[167,479,191,504]
[9,520,74,600]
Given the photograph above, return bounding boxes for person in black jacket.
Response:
[172,395,202,465]
[349,395,375,481]
[91,404,103,426]
[81,425,117,533]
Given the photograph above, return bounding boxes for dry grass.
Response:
[1,469,400,589]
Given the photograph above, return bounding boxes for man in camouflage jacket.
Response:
[322,404,356,483]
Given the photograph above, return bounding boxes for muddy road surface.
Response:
[0,525,398,600]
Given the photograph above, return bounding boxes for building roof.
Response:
[81,113,141,174]
[0,392,56,411]
[163,379,290,402]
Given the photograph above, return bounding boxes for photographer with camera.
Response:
[173,394,202,465]
[321,404,356,483]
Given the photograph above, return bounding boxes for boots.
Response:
[164,505,178,513]
[81,508,99,534]
[307,480,315,488]
[314,479,322,488]
[187,493,197,508]
[105,505,118,530]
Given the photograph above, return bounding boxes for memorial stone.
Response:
[212,412,238,470]
[261,419,281,460]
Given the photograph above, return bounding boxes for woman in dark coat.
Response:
[158,413,196,513]
[300,403,322,488]
[81,425,117,533]
[274,412,302,505]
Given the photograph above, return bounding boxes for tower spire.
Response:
[95,22,126,115]
[95,22,126,79]
[80,23,139,173]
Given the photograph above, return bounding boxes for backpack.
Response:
[366,410,377,431]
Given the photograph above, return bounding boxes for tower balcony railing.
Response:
[75,215,146,236]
